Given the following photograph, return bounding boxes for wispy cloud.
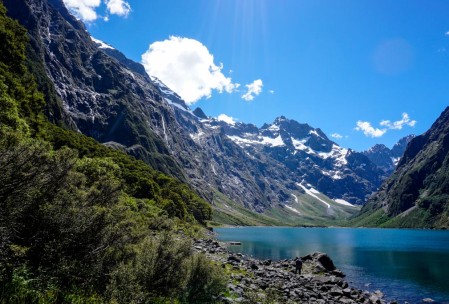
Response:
[331,133,343,140]
[142,36,240,104]
[355,112,416,138]
[379,113,416,130]
[63,0,131,22]
[242,79,263,101]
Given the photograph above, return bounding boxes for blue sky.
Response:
[67,0,449,151]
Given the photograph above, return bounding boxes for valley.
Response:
[2,0,449,302]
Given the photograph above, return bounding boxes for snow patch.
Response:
[227,135,257,146]
[211,163,217,175]
[227,135,285,147]
[261,135,285,147]
[190,131,205,142]
[91,37,114,50]
[321,170,343,180]
[309,130,321,137]
[164,97,191,113]
[291,137,311,152]
[333,199,355,207]
[318,144,348,166]
[392,157,401,166]
[291,193,299,204]
[297,183,330,209]
[268,124,280,132]
[285,205,301,215]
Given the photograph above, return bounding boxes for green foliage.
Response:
[182,254,226,303]
[0,80,29,135]
[106,233,225,304]
[0,3,45,136]
[40,121,211,224]
[419,194,449,216]
[0,134,222,303]
[347,209,390,228]
[379,208,434,229]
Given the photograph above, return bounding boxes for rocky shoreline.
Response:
[194,238,403,304]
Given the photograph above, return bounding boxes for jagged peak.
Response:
[366,143,389,153]
[274,115,288,123]
[193,107,208,119]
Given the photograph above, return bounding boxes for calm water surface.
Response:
[215,227,449,303]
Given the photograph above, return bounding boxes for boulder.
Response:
[332,269,346,277]
[250,263,259,270]
[330,286,344,297]
[314,252,336,271]
[228,256,241,263]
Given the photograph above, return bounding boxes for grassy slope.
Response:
[211,188,360,227]
[348,206,441,229]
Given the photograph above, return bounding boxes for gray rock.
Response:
[228,256,241,263]
[250,263,259,270]
[330,286,344,297]
[369,295,381,304]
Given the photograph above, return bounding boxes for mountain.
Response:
[208,116,383,205]
[4,0,385,225]
[363,135,415,177]
[354,107,449,229]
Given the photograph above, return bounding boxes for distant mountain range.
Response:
[362,135,414,178]
[5,0,429,226]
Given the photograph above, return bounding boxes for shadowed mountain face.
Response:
[5,0,388,221]
[363,135,414,177]
[358,107,449,228]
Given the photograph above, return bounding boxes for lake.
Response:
[215,227,449,303]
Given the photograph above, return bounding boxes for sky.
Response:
[65,0,449,151]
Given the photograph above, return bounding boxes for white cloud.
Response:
[63,0,101,21]
[355,121,387,138]
[142,36,240,105]
[63,0,131,22]
[242,79,263,101]
[331,133,343,140]
[269,90,275,94]
[217,114,237,125]
[355,113,416,138]
[379,112,416,130]
[105,0,131,17]
[445,31,449,36]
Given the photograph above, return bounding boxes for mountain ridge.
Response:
[354,107,449,229]
[362,135,415,177]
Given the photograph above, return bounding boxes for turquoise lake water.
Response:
[215,227,449,303]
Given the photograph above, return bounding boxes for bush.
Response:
[183,254,226,303]
[107,233,226,303]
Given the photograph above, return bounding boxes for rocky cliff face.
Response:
[363,135,414,177]
[3,0,188,180]
[359,107,449,228]
[5,0,386,221]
